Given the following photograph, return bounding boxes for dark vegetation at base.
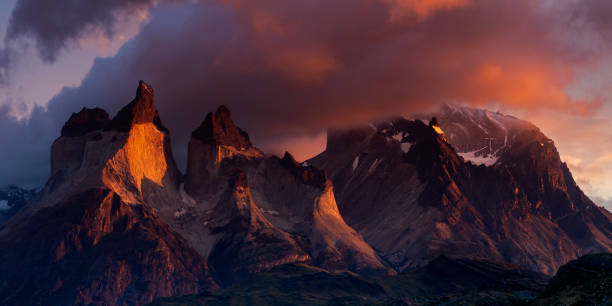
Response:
[151,255,554,306]
[532,253,612,306]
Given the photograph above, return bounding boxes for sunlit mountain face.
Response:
[1,1,612,305]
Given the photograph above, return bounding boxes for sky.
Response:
[0,0,612,210]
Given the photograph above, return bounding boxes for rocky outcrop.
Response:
[247,153,391,274]
[183,106,391,280]
[107,81,168,132]
[0,81,216,305]
[41,81,181,203]
[309,111,612,275]
[207,170,311,286]
[186,106,263,198]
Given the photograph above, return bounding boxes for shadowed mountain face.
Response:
[309,106,612,275]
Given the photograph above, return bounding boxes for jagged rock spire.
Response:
[192,105,253,149]
[108,80,167,132]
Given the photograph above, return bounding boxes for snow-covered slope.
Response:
[425,104,539,167]
[309,108,612,275]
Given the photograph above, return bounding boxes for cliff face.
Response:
[0,81,216,305]
[186,105,263,198]
[207,170,312,286]
[309,111,612,275]
[41,81,181,207]
[182,106,391,281]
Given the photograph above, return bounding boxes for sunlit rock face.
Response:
[183,106,391,283]
[45,81,180,204]
[246,153,391,274]
[102,123,170,201]
[0,82,217,305]
[309,111,612,275]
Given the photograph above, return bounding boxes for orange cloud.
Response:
[268,49,340,83]
[388,0,471,20]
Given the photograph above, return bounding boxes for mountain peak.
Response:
[191,105,253,149]
[107,81,167,132]
[136,80,154,100]
[60,107,110,137]
[215,104,232,120]
[279,151,327,189]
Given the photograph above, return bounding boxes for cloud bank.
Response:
[5,0,155,62]
[1,0,612,203]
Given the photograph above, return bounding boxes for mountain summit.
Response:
[309,105,612,274]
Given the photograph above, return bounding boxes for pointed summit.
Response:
[186,105,263,196]
[108,80,167,132]
[136,79,154,100]
[192,105,253,149]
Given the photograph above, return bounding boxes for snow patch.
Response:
[174,207,187,218]
[458,151,499,167]
[368,159,380,174]
[0,200,10,211]
[259,208,280,215]
[401,142,412,153]
[392,133,402,142]
[352,156,360,172]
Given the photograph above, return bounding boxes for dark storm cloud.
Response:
[1,0,612,187]
[70,0,599,137]
[5,0,155,62]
